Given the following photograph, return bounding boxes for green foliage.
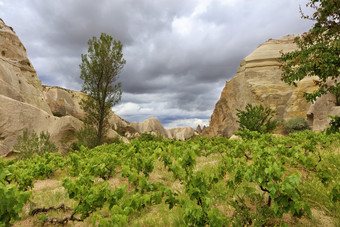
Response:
[137,133,164,142]
[285,116,310,133]
[52,111,64,117]
[0,151,66,226]
[80,33,126,146]
[0,162,30,226]
[14,129,58,160]
[280,0,340,104]
[236,104,278,133]
[72,125,98,150]
[5,152,65,191]
[105,135,122,145]
[0,180,30,226]
[5,131,340,226]
[326,115,340,134]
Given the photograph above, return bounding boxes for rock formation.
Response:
[43,86,86,119]
[42,85,130,130]
[196,125,202,133]
[168,127,198,141]
[307,92,340,131]
[0,95,83,156]
[42,86,198,140]
[202,35,336,137]
[130,117,171,138]
[0,18,199,156]
[0,19,51,114]
[0,19,85,156]
[130,117,197,140]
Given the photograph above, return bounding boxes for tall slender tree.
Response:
[280,0,339,105]
[80,33,126,146]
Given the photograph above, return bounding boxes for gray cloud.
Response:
[0,0,315,128]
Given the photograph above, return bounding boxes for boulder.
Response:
[203,35,320,137]
[229,135,241,140]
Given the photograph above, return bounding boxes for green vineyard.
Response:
[1,130,339,226]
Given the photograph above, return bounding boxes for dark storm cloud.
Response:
[0,0,315,128]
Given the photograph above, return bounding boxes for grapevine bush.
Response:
[1,131,339,226]
[236,104,278,133]
[14,129,57,160]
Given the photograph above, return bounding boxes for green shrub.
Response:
[137,133,164,142]
[72,125,98,150]
[14,129,58,160]
[104,136,122,144]
[236,104,278,133]
[326,115,340,134]
[285,116,310,133]
[52,111,64,117]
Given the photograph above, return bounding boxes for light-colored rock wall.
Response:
[42,85,130,130]
[130,117,198,140]
[0,95,83,156]
[43,86,86,119]
[203,35,320,137]
[0,19,85,156]
[42,86,196,141]
[168,127,197,141]
[130,117,171,139]
[307,92,340,132]
[0,19,52,114]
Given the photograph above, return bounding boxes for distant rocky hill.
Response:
[0,18,197,156]
[202,35,339,137]
[43,86,198,141]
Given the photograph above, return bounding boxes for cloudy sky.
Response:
[1,0,315,128]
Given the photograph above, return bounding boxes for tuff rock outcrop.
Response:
[42,85,130,130]
[0,18,198,156]
[168,127,198,141]
[130,117,171,138]
[202,35,338,137]
[0,19,85,156]
[43,86,197,140]
[43,86,86,119]
[130,117,197,140]
[307,92,340,131]
[0,19,51,114]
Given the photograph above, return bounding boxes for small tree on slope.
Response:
[80,33,126,146]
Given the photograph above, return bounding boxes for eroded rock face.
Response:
[130,117,198,140]
[0,95,83,156]
[168,127,197,141]
[42,86,197,140]
[0,19,52,114]
[130,117,171,139]
[203,35,320,137]
[42,85,131,131]
[0,19,83,156]
[43,86,86,119]
[307,92,340,132]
